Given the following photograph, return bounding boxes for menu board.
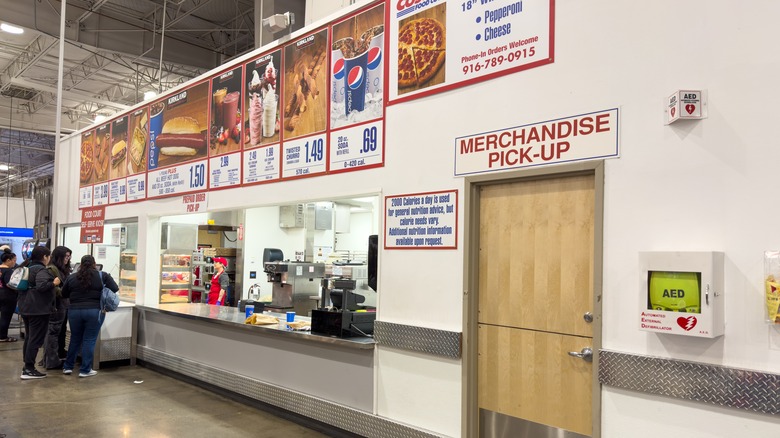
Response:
[147,81,210,198]
[209,66,244,189]
[282,29,329,179]
[78,130,95,208]
[108,115,128,204]
[242,50,282,185]
[126,107,148,201]
[75,0,392,208]
[388,0,553,103]
[329,2,385,173]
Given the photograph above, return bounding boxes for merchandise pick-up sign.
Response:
[454,108,620,176]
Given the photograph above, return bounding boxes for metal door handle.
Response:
[568,347,593,362]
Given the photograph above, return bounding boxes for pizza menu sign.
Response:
[76,1,387,209]
[388,0,554,103]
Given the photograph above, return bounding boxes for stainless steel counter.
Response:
[136,303,376,349]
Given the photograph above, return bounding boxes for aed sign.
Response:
[667,89,703,124]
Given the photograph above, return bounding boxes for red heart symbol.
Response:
[685,104,695,114]
[677,316,697,331]
[671,107,676,117]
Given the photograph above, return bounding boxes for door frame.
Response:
[462,161,605,438]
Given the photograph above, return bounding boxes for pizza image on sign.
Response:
[397,4,446,94]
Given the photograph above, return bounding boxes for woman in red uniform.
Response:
[207,257,230,306]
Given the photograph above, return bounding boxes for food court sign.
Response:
[454,108,619,176]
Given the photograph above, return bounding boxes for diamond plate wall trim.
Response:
[373,321,462,359]
[137,346,446,438]
[599,350,780,415]
[99,337,131,361]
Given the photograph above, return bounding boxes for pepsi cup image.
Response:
[361,25,384,97]
[331,37,353,104]
[344,49,368,116]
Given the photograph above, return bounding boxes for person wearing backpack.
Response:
[17,246,60,380]
[0,248,19,343]
[61,254,118,378]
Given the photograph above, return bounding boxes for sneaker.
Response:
[79,370,98,378]
[63,368,73,375]
[21,368,47,380]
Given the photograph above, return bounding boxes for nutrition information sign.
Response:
[388,0,554,103]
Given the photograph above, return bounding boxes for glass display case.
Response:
[119,252,137,302]
[160,253,192,303]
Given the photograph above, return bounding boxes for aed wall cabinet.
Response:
[639,251,725,338]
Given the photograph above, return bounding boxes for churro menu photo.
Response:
[330,2,385,129]
[389,0,553,102]
[283,29,328,139]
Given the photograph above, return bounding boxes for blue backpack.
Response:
[99,271,120,312]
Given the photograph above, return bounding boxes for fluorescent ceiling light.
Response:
[1,23,24,34]
[93,114,107,124]
[143,91,157,100]
[0,164,10,171]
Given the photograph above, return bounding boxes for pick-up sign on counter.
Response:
[385,190,458,249]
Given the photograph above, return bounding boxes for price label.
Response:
[329,121,383,172]
[282,133,327,179]
[243,145,280,184]
[147,159,209,198]
[209,152,242,189]
[126,174,147,201]
[109,178,127,204]
[93,182,110,206]
[78,186,93,209]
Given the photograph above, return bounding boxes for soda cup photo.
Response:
[286,311,296,322]
[245,304,255,318]
[331,37,353,104]
[362,25,384,97]
[343,49,368,116]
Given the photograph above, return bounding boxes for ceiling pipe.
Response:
[158,0,167,93]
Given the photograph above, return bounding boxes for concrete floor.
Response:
[0,323,330,438]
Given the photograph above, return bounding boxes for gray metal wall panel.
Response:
[374,321,461,359]
[138,346,445,438]
[599,350,780,415]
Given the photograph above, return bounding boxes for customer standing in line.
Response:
[17,246,60,379]
[61,254,118,377]
[40,246,72,369]
[0,248,19,343]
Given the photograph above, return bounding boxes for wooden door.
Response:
[478,174,596,437]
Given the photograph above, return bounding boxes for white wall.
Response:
[52,1,780,437]
[0,198,35,229]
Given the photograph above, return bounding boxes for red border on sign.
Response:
[387,0,556,106]
[384,189,459,250]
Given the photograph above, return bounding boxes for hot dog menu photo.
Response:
[389,0,553,102]
[147,81,210,198]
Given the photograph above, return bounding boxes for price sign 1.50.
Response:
[189,163,206,188]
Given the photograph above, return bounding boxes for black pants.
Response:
[41,305,67,368]
[0,289,17,339]
[21,314,49,371]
